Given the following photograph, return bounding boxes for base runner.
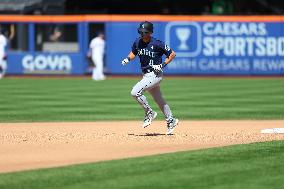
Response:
[122,21,179,135]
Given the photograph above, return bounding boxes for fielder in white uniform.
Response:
[89,33,105,81]
[0,31,7,79]
[122,21,179,135]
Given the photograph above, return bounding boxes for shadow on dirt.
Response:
[128,133,173,137]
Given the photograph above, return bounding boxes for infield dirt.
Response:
[0,121,284,173]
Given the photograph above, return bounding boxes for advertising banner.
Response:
[4,17,284,75]
[106,21,284,75]
[7,52,86,75]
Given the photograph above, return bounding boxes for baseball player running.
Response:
[0,28,7,79]
[122,21,179,135]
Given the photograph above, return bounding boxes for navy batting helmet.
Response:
[138,21,154,34]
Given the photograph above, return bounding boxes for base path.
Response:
[0,121,284,173]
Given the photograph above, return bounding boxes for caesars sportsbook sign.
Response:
[165,22,284,74]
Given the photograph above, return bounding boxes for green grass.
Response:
[0,77,283,188]
[0,77,283,122]
[0,141,283,189]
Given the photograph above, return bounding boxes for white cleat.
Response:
[142,111,157,128]
[166,118,179,135]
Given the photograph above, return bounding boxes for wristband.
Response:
[162,62,167,68]
[127,57,131,61]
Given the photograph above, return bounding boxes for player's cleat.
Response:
[142,111,157,128]
[166,118,179,135]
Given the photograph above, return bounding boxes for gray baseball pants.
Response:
[130,71,173,120]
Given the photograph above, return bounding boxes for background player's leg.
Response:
[94,56,105,80]
[0,60,5,79]
[0,65,3,79]
[92,67,97,80]
[91,56,97,80]
[149,86,173,120]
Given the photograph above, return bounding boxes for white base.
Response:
[261,128,284,134]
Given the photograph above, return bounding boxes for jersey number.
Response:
[149,59,154,66]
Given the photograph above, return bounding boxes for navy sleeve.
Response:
[158,41,172,57]
[131,41,138,55]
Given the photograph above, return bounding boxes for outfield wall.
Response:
[1,15,284,75]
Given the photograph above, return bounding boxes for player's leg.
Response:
[148,85,173,120]
[131,76,155,114]
[92,67,97,80]
[131,72,162,112]
[91,56,97,80]
[0,65,3,79]
[94,56,105,80]
[131,72,161,127]
[148,85,179,134]
[0,59,5,79]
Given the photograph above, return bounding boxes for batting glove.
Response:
[152,64,163,72]
[122,57,130,66]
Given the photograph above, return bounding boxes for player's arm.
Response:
[127,51,136,61]
[122,41,138,65]
[9,24,15,40]
[151,43,176,72]
[163,50,176,66]
[122,52,136,65]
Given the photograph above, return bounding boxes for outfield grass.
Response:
[0,141,283,189]
[0,77,283,122]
